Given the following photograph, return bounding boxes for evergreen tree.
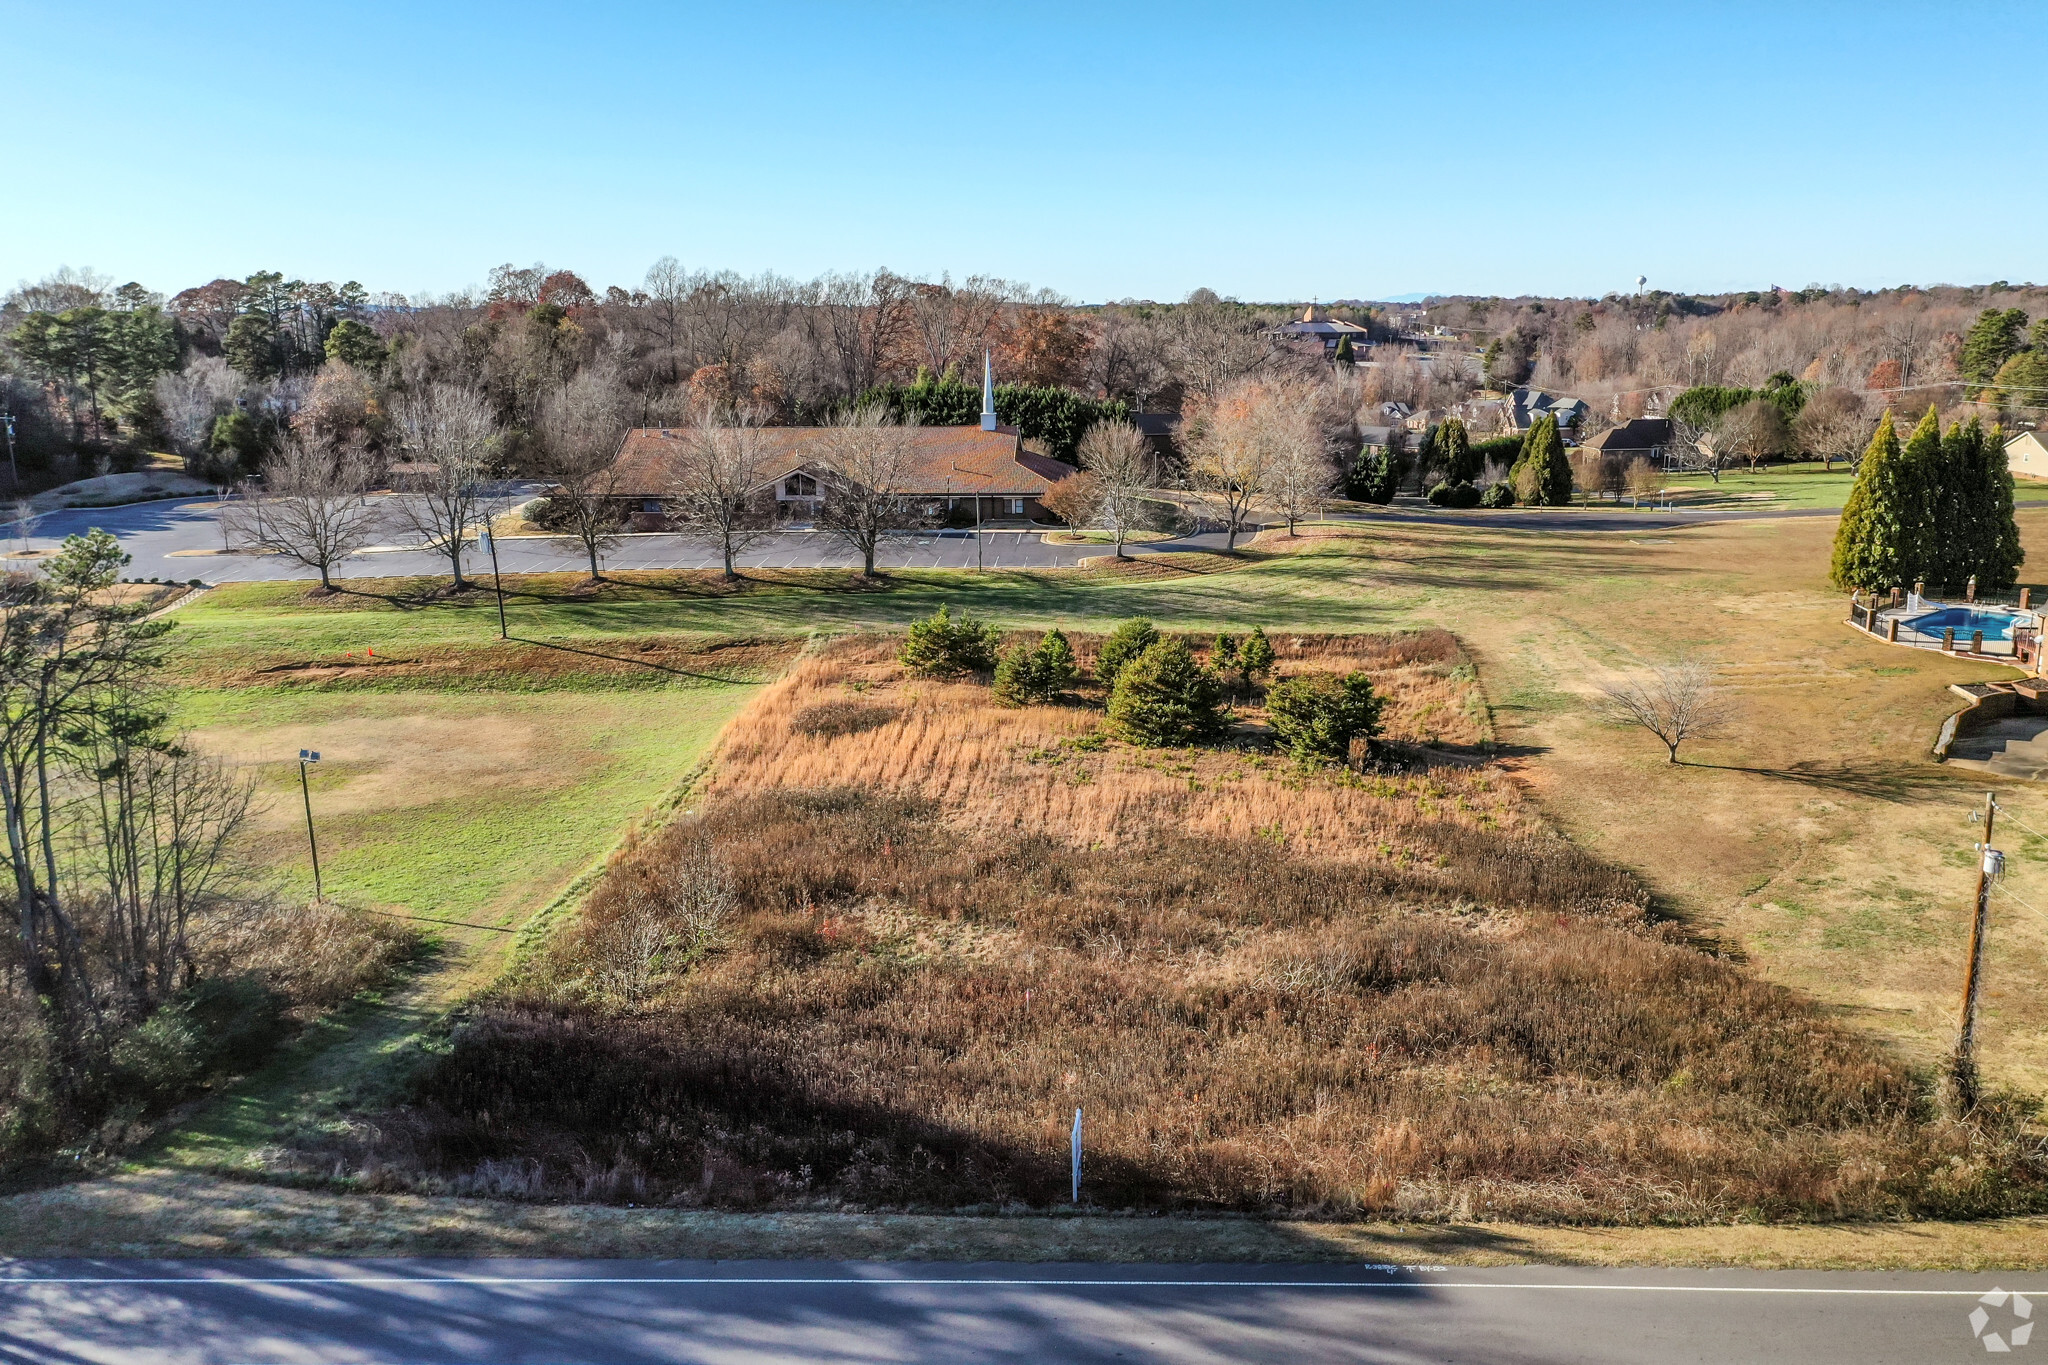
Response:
[1095,618,1160,690]
[1961,308,2030,388]
[1239,625,1276,684]
[1896,407,1946,586]
[1985,349,2048,413]
[1347,445,1400,503]
[1266,671,1384,765]
[1830,413,1909,591]
[1945,417,2023,590]
[1983,421,2025,590]
[1333,334,1355,366]
[1433,416,1475,484]
[1106,638,1226,746]
[992,628,1079,705]
[1510,414,1572,506]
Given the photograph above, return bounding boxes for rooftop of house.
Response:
[1580,418,1673,453]
[607,425,1076,498]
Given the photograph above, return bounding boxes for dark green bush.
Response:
[1107,638,1226,746]
[1480,481,1516,509]
[900,604,1000,676]
[1428,481,1483,508]
[111,975,285,1109]
[992,628,1079,705]
[1265,671,1385,764]
[1095,618,1160,690]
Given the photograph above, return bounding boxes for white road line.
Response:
[2,1277,2040,1295]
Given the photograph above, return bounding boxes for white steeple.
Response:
[980,349,998,431]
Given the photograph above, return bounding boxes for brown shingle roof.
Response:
[608,426,1075,498]
[1580,418,1672,454]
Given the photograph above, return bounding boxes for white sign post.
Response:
[1070,1108,1082,1205]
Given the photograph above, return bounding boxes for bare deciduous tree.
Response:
[817,402,920,577]
[1264,406,1332,534]
[221,436,379,592]
[1667,416,1725,483]
[1623,456,1664,508]
[1074,419,1156,559]
[1715,398,1793,471]
[1600,658,1731,763]
[390,383,498,590]
[1185,378,1327,546]
[1794,387,1872,471]
[538,362,634,580]
[1161,290,1275,398]
[669,407,774,581]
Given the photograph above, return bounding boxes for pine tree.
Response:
[1897,407,1946,587]
[1510,414,1572,506]
[1949,417,2023,590]
[1960,308,2030,389]
[1984,421,2024,589]
[1239,626,1276,685]
[1433,416,1475,484]
[1830,413,1907,590]
[1106,639,1226,746]
[1333,334,1355,365]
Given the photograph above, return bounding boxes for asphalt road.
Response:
[0,1259,2036,1363]
[5,495,1837,586]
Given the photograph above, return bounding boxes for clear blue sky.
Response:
[7,1,2043,304]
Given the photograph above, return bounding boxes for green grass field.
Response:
[1659,461,2048,510]
[176,687,760,919]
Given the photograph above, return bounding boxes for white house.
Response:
[2006,430,2048,481]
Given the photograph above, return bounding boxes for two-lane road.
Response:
[0,1259,2035,1364]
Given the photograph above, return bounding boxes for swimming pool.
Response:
[1908,607,2031,641]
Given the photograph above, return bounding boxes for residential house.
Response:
[1505,386,1590,436]
[1131,411,1182,460]
[1578,418,1672,465]
[2007,430,2048,481]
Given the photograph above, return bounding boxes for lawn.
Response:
[149,670,773,1173]
[1660,460,2048,510]
[177,687,764,918]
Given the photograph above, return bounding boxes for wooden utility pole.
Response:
[1952,791,1999,1111]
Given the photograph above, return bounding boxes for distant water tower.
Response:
[1635,275,1647,296]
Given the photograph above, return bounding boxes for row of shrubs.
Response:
[898,607,1383,764]
[1426,480,1516,509]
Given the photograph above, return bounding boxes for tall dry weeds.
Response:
[332,635,2047,1222]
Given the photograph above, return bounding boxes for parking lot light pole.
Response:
[298,749,323,902]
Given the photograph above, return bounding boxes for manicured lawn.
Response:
[1660,461,2048,510]
[178,687,760,920]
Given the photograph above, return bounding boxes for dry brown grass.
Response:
[706,631,1501,860]
[316,634,2048,1225]
[181,635,799,691]
[9,1166,2048,1268]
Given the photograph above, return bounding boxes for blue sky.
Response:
[6,1,2043,303]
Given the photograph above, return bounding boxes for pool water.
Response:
[1908,607,2028,641]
